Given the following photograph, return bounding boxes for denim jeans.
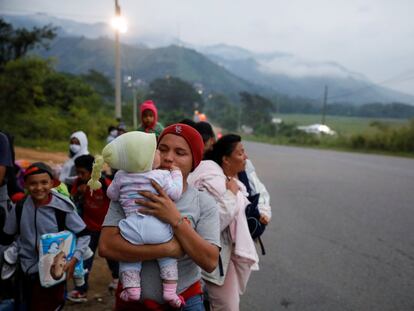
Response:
[182,294,205,311]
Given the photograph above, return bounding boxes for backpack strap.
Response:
[257,236,266,255]
[15,196,27,235]
[55,209,66,232]
[0,200,14,245]
[218,255,224,277]
[238,171,253,196]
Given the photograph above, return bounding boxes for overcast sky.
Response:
[1,0,414,95]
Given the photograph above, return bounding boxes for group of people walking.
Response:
[0,99,272,311]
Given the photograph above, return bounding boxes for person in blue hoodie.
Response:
[3,162,90,311]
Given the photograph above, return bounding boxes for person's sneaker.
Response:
[108,278,119,290]
[67,290,87,303]
[1,262,16,280]
[3,242,18,265]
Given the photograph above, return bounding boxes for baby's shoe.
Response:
[120,287,141,302]
[163,283,185,308]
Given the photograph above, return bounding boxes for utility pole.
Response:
[114,0,122,120]
[132,88,137,129]
[321,85,328,125]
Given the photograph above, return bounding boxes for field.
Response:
[275,113,408,136]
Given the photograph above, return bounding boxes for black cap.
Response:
[23,162,54,180]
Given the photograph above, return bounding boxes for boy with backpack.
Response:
[67,155,119,302]
[2,162,90,311]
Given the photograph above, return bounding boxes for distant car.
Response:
[297,124,336,135]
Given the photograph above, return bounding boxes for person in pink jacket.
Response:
[188,134,259,311]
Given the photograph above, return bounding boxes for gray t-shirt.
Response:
[102,186,220,303]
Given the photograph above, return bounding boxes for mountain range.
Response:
[2,13,414,105]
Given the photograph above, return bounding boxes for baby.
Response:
[88,131,184,307]
[50,251,66,280]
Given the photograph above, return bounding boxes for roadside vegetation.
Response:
[1,19,413,157]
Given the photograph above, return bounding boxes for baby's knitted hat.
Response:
[103,131,156,173]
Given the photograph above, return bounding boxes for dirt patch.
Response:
[15,147,68,165]
[65,255,115,311]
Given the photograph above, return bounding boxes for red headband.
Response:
[158,123,204,170]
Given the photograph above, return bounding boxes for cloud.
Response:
[257,56,356,79]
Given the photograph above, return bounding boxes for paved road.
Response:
[240,142,414,311]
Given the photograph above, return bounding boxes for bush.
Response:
[0,57,115,151]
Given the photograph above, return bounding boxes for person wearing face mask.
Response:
[59,131,89,188]
[107,126,118,144]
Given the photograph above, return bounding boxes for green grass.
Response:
[243,134,414,158]
[275,113,408,136]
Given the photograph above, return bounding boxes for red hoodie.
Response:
[138,100,164,137]
[140,100,158,130]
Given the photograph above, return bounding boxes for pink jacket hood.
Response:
[140,100,158,130]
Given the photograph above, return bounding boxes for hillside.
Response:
[200,44,414,105]
[35,37,266,99]
[4,13,414,105]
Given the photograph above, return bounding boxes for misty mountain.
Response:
[3,13,414,105]
[2,13,112,39]
[34,36,265,98]
[198,44,414,105]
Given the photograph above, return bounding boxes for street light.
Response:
[111,0,127,120]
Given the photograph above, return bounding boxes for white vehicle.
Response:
[297,123,336,135]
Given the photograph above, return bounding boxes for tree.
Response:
[240,92,274,128]
[148,76,204,124]
[0,57,112,143]
[205,93,238,131]
[81,69,114,102]
[0,18,56,68]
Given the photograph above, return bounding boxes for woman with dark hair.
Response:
[99,123,221,310]
[188,134,259,311]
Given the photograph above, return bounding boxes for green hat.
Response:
[102,131,156,173]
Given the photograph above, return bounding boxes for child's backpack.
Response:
[238,171,266,255]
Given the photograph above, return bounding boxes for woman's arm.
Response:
[173,219,219,273]
[99,226,184,261]
[98,200,184,262]
[137,180,219,273]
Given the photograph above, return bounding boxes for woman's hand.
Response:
[226,178,239,195]
[259,214,270,225]
[166,237,185,258]
[64,257,78,280]
[136,180,181,226]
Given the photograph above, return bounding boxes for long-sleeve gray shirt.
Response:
[4,190,90,274]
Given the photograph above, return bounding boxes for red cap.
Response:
[158,123,204,170]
